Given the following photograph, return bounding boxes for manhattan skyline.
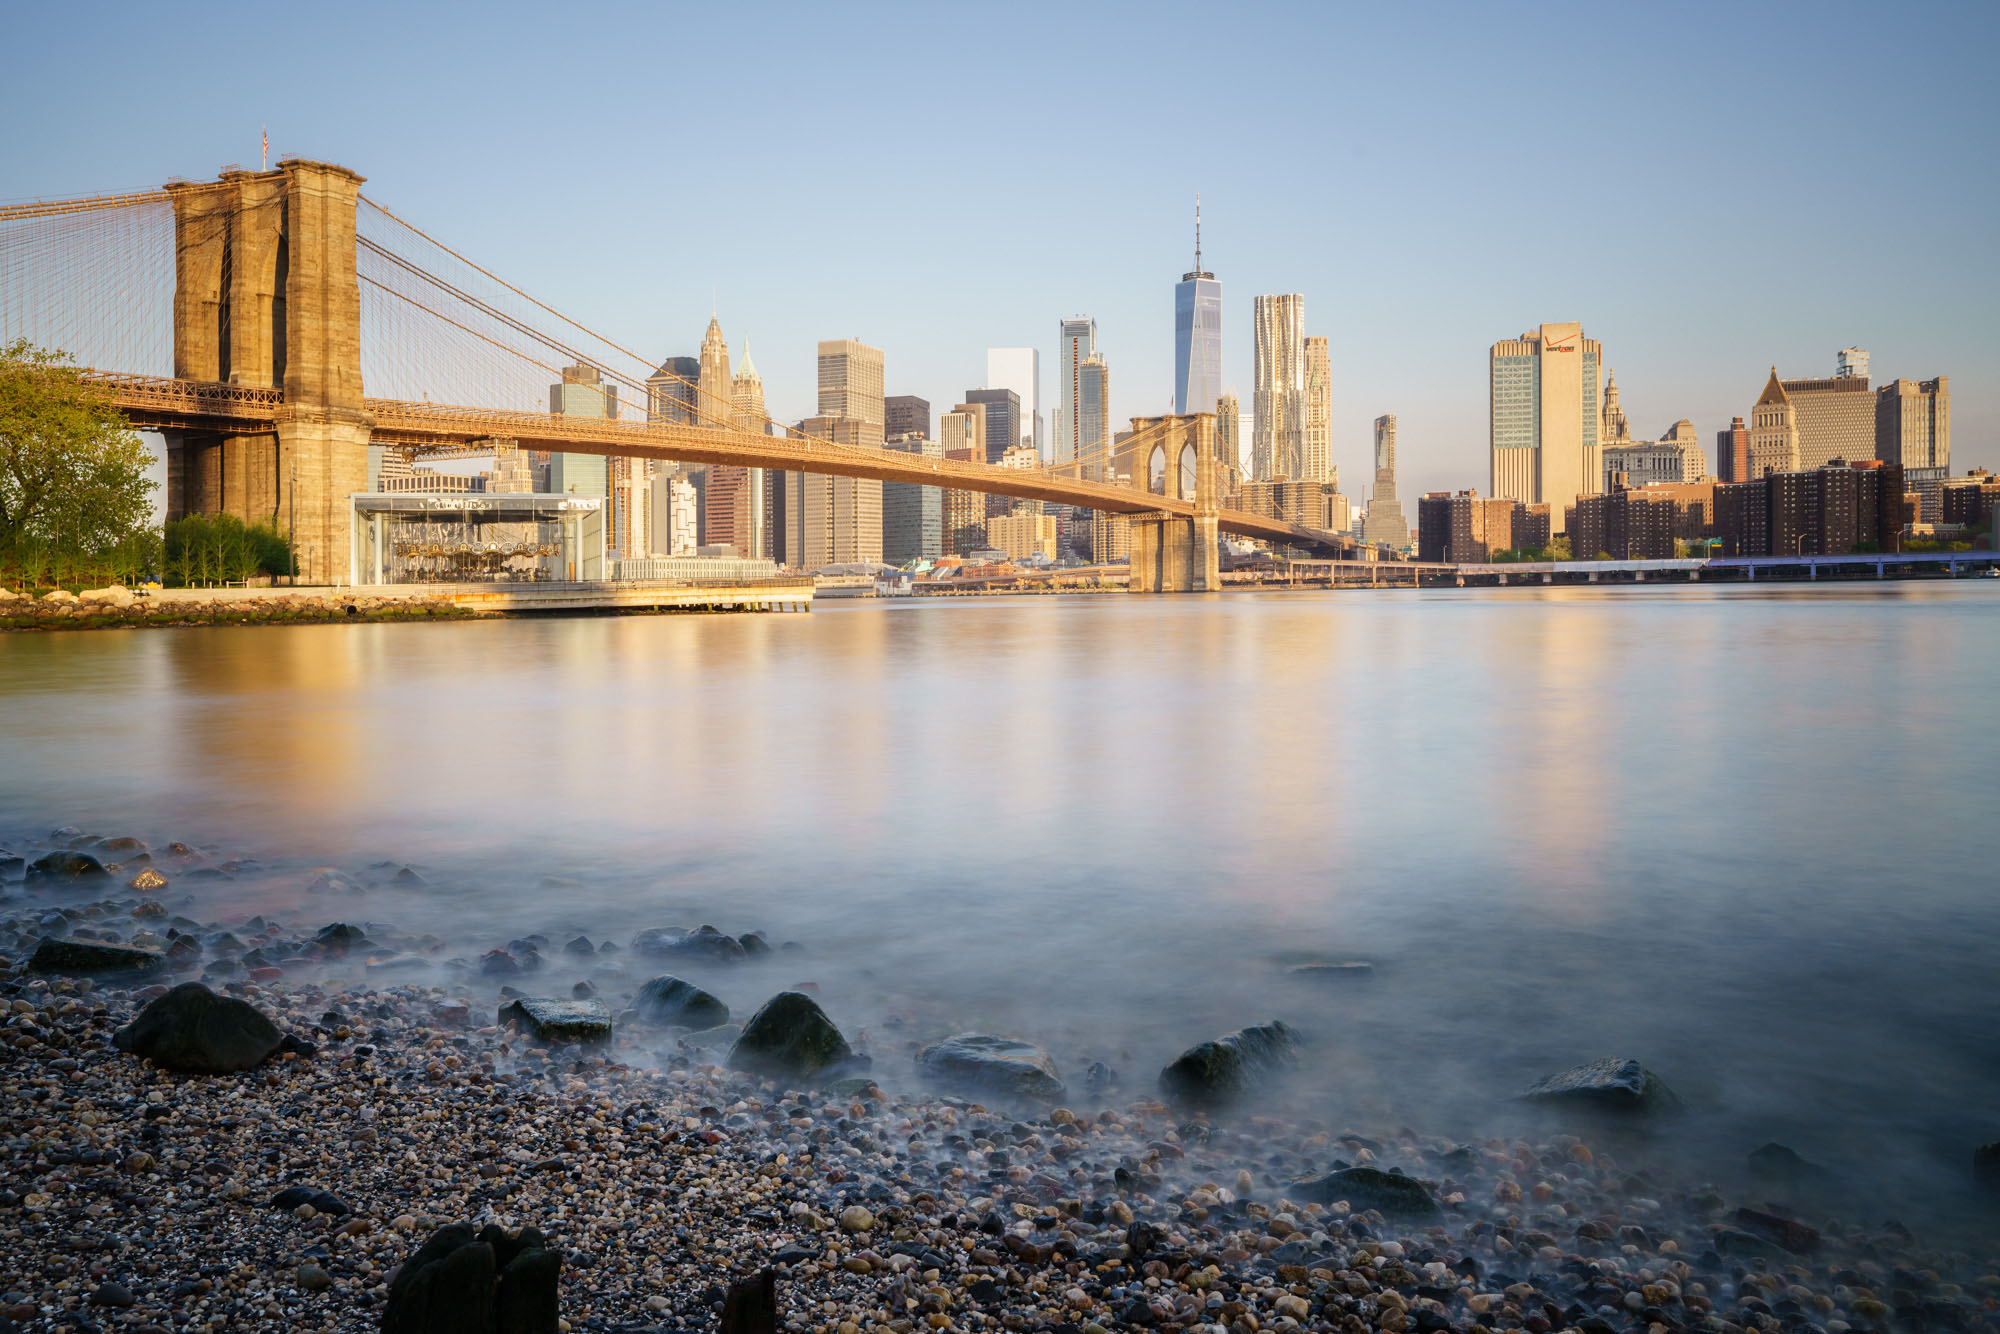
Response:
[1,0,1994,499]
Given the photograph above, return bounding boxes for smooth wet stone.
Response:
[916,1033,1066,1101]
[728,991,851,1079]
[128,867,168,891]
[499,996,611,1045]
[314,922,370,955]
[1156,1020,1301,1105]
[89,1280,135,1308]
[1289,960,1374,979]
[634,975,730,1029]
[111,981,284,1073]
[28,936,164,977]
[633,923,747,963]
[1520,1057,1680,1113]
[25,850,109,883]
[1750,1141,1825,1182]
[1293,1166,1442,1218]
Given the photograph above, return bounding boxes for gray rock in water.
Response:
[729,991,851,1080]
[634,975,729,1030]
[1289,961,1373,979]
[633,924,747,964]
[1520,1057,1680,1113]
[111,981,284,1073]
[1293,1166,1441,1218]
[916,1033,1066,1101]
[1157,1020,1301,1105]
[1975,1142,2000,1192]
[1749,1141,1825,1183]
[26,851,109,883]
[28,936,164,977]
[499,997,612,1045]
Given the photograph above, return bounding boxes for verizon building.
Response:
[1490,322,1603,534]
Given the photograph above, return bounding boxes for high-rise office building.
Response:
[645,356,700,424]
[817,339,886,437]
[1782,355,1876,470]
[1077,354,1109,478]
[1055,317,1097,467]
[649,470,698,556]
[1488,322,1603,534]
[1174,197,1222,417]
[709,340,769,558]
[882,436,943,564]
[986,349,1041,457]
[1215,392,1240,476]
[695,316,732,429]
[886,395,931,442]
[548,363,615,500]
[940,403,987,459]
[964,387,1020,465]
[789,416,883,566]
[1252,294,1306,481]
[1748,368,1802,478]
[1716,416,1750,484]
[1361,414,1409,546]
[1877,375,1950,519]
[1302,335,1332,483]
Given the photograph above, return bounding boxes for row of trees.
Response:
[1,340,291,590]
[164,514,293,587]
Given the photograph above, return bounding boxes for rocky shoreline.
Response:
[4,828,2000,1334]
[0,586,478,631]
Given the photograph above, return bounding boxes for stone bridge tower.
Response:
[163,160,371,584]
[1126,413,1221,592]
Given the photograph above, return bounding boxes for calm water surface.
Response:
[4,584,1998,1219]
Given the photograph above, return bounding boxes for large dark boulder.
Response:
[25,851,109,883]
[112,981,283,1073]
[1519,1058,1680,1113]
[916,1034,1065,1101]
[1977,1142,2000,1193]
[28,937,164,978]
[729,991,851,1080]
[634,975,729,1029]
[1293,1166,1441,1218]
[1157,1020,1300,1105]
[382,1223,561,1334]
[499,997,611,1045]
[722,1270,778,1334]
[633,924,748,964]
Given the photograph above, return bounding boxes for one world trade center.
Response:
[1173,196,1222,416]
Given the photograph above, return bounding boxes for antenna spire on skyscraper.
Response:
[1194,193,1202,275]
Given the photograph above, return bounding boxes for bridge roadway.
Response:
[92,373,1354,555]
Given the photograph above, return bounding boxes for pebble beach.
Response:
[5,829,1999,1334]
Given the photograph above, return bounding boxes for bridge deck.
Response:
[91,373,1354,554]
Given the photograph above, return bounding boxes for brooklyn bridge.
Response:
[0,159,1359,591]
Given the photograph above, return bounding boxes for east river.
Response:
[3,583,1998,1224]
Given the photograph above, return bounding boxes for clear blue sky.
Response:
[4,0,1995,497]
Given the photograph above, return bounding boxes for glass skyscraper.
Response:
[1173,199,1221,417]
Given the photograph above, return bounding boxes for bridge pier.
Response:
[1124,415,1221,592]
[162,160,369,584]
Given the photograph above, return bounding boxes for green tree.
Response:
[1,340,157,588]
